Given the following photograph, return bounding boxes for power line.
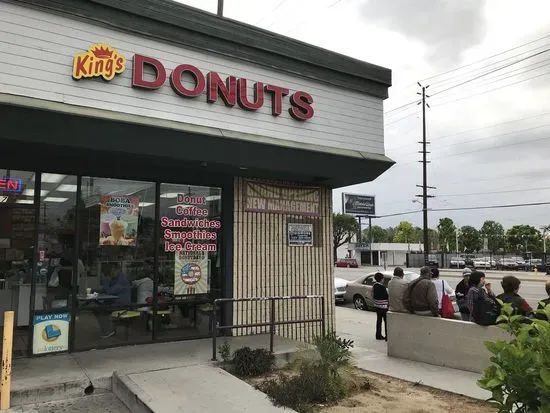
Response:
[255,0,291,25]
[421,33,550,83]
[431,48,550,96]
[385,100,419,114]
[432,69,550,108]
[438,185,550,198]
[431,201,550,212]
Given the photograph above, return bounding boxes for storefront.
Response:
[0,0,392,357]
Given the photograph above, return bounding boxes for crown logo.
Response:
[91,45,114,59]
[72,43,126,81]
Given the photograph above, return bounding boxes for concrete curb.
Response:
[112,372,155,413]
[10,377,110,407]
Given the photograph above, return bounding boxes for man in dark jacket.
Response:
[403,266,439,317]
[455,267,472,321]
[497,275,532,317]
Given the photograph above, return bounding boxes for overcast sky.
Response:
[175,0,550,232]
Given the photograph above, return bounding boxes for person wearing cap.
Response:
[403,266,439,317]
[388,267,408,313]
[455,267,472,320]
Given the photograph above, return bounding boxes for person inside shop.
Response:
[93,262,131,339]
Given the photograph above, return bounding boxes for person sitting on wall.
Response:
[466,271,500,325]
[455,267,472,321]
[496,275,533,318]
[388,267,408,313]
[535,281,550,320]
[93,262,131,339]
[403,266,439,317]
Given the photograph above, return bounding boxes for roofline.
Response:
[12,0,392,98]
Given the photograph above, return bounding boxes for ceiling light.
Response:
[205,195,221,201]
[168,204,192,209]
[0,196,9,203]
[44,197,69,203]
[139,202,154,207]
[56,184,77,192]
[23,189,49,197]
[39,174,66,183]
[160,193,179,199]
[16,200,34,204]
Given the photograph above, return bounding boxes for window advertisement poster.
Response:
[342,193,375,216]
[288,223,314,246]
[174,250,209,295]
[32,313,71,355]
[99,195,140,246]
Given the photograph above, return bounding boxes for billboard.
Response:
[342,193,375,216]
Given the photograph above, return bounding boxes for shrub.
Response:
[478,301,550,413]
[258,333,358,412]
[218,340,231,364]
[229,347,276,378]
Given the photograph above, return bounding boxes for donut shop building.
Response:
[0,0,392,357]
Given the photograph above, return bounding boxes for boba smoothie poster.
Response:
[99,195,140,246]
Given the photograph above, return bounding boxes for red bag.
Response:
[441,280,455,319]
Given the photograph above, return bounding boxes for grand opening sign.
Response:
[72,44,314,121]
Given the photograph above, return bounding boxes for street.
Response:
[335,267,549,309]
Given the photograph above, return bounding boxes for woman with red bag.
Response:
[431,268,456,318]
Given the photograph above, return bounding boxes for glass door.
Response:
[0,169,36,358]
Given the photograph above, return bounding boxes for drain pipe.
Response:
[0,311,14,410]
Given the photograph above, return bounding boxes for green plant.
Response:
[218,340,231,364]
[259,333,359,412]
[478,301,550,412]
[231,347,275,377]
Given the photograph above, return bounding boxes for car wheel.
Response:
[353,295,368,311]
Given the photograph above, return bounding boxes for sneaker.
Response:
[100,330,116,339]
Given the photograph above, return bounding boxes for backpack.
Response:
[472,291,500,326]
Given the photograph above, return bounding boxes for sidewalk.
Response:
[335,306,491,400]
[9,335,297,412]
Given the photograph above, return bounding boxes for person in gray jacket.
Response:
[388,267,408,312]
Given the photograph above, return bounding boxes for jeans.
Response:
[93,309,113,334]
[375,308,387,339]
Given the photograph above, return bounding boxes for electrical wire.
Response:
[255,0,291,25]
[438,186,550,198]
[431,48,550,96]
[421,33,550,84]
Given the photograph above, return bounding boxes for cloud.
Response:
[359,0,488,66]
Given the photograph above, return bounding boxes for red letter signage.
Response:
[237,79,264,111]
[207,72,237,107]
[170,64,206,98]
[132,54,166,90]
[289,91,314,121]
[264,84,289,116]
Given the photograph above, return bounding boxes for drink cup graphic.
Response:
[110,219,127,242]
[100,213,116,236]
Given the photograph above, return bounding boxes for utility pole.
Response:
[217,0,224,17]
[416,83,434,265]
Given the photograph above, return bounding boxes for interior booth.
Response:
[0,0,392,358]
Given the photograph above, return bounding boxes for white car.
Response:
[334,277,347,304]
[450,256,465,268]
[473,257,495,269]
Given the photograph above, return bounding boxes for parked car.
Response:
[525,258,545,272]
[344,270,420,311]
[473,257,496,269]
[450,256,466,268]
[335,258,358,268]
[426,254,439,268]
[334,277,347,303]
[497,258,518,270]
[460,254,475,267]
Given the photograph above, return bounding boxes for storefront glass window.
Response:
[0,169,36,357]
[156,183,222,340]
[75,177,156,350]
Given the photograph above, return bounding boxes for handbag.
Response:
[441,280,455,319]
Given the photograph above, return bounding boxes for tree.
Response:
[393,221,417,243]
[417,228,440,251]
[362,225,388,243]
[459,226,481,252]
[333,213,358,260]
[506,225,543,253]
[437,218,456,253]
[480,220,505,253]
[385,227,396,243]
